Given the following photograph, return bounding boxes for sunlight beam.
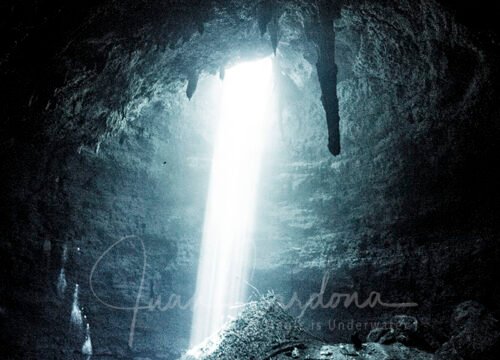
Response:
[190,57,274,347]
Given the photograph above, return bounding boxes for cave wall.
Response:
[1,0,499,358]
[252,0,500,342]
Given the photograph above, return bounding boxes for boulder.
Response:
[436,301,500,360]
[367,315,418,344]
[367,314,444,351]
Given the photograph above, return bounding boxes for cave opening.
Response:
[190,57,275,347]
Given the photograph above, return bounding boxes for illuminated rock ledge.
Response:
[183,296,434,360]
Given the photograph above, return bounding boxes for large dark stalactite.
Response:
[315,1,342,156]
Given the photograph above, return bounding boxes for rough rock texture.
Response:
[270,343,435,360]
[252,0,500,345]
[1,0,500,359]
[367,315,444,351]
[184,296,316,360]
[184,297,435,360]
[435,301,500,359]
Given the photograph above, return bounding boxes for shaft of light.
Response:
[190,58,274,347]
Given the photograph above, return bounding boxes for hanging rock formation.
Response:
[314,0,343,156]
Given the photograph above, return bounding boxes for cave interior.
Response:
[1,0,500,359]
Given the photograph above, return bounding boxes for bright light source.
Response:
[190,57,274,347]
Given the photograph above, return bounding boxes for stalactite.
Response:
[219,66,225,80]
[186,72,199,100]
[268,15,279,54]
[314,1,342,156]
[257,0,274,36]
[257,0,280,54]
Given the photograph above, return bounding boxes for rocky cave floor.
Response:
[183,297,499,360]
